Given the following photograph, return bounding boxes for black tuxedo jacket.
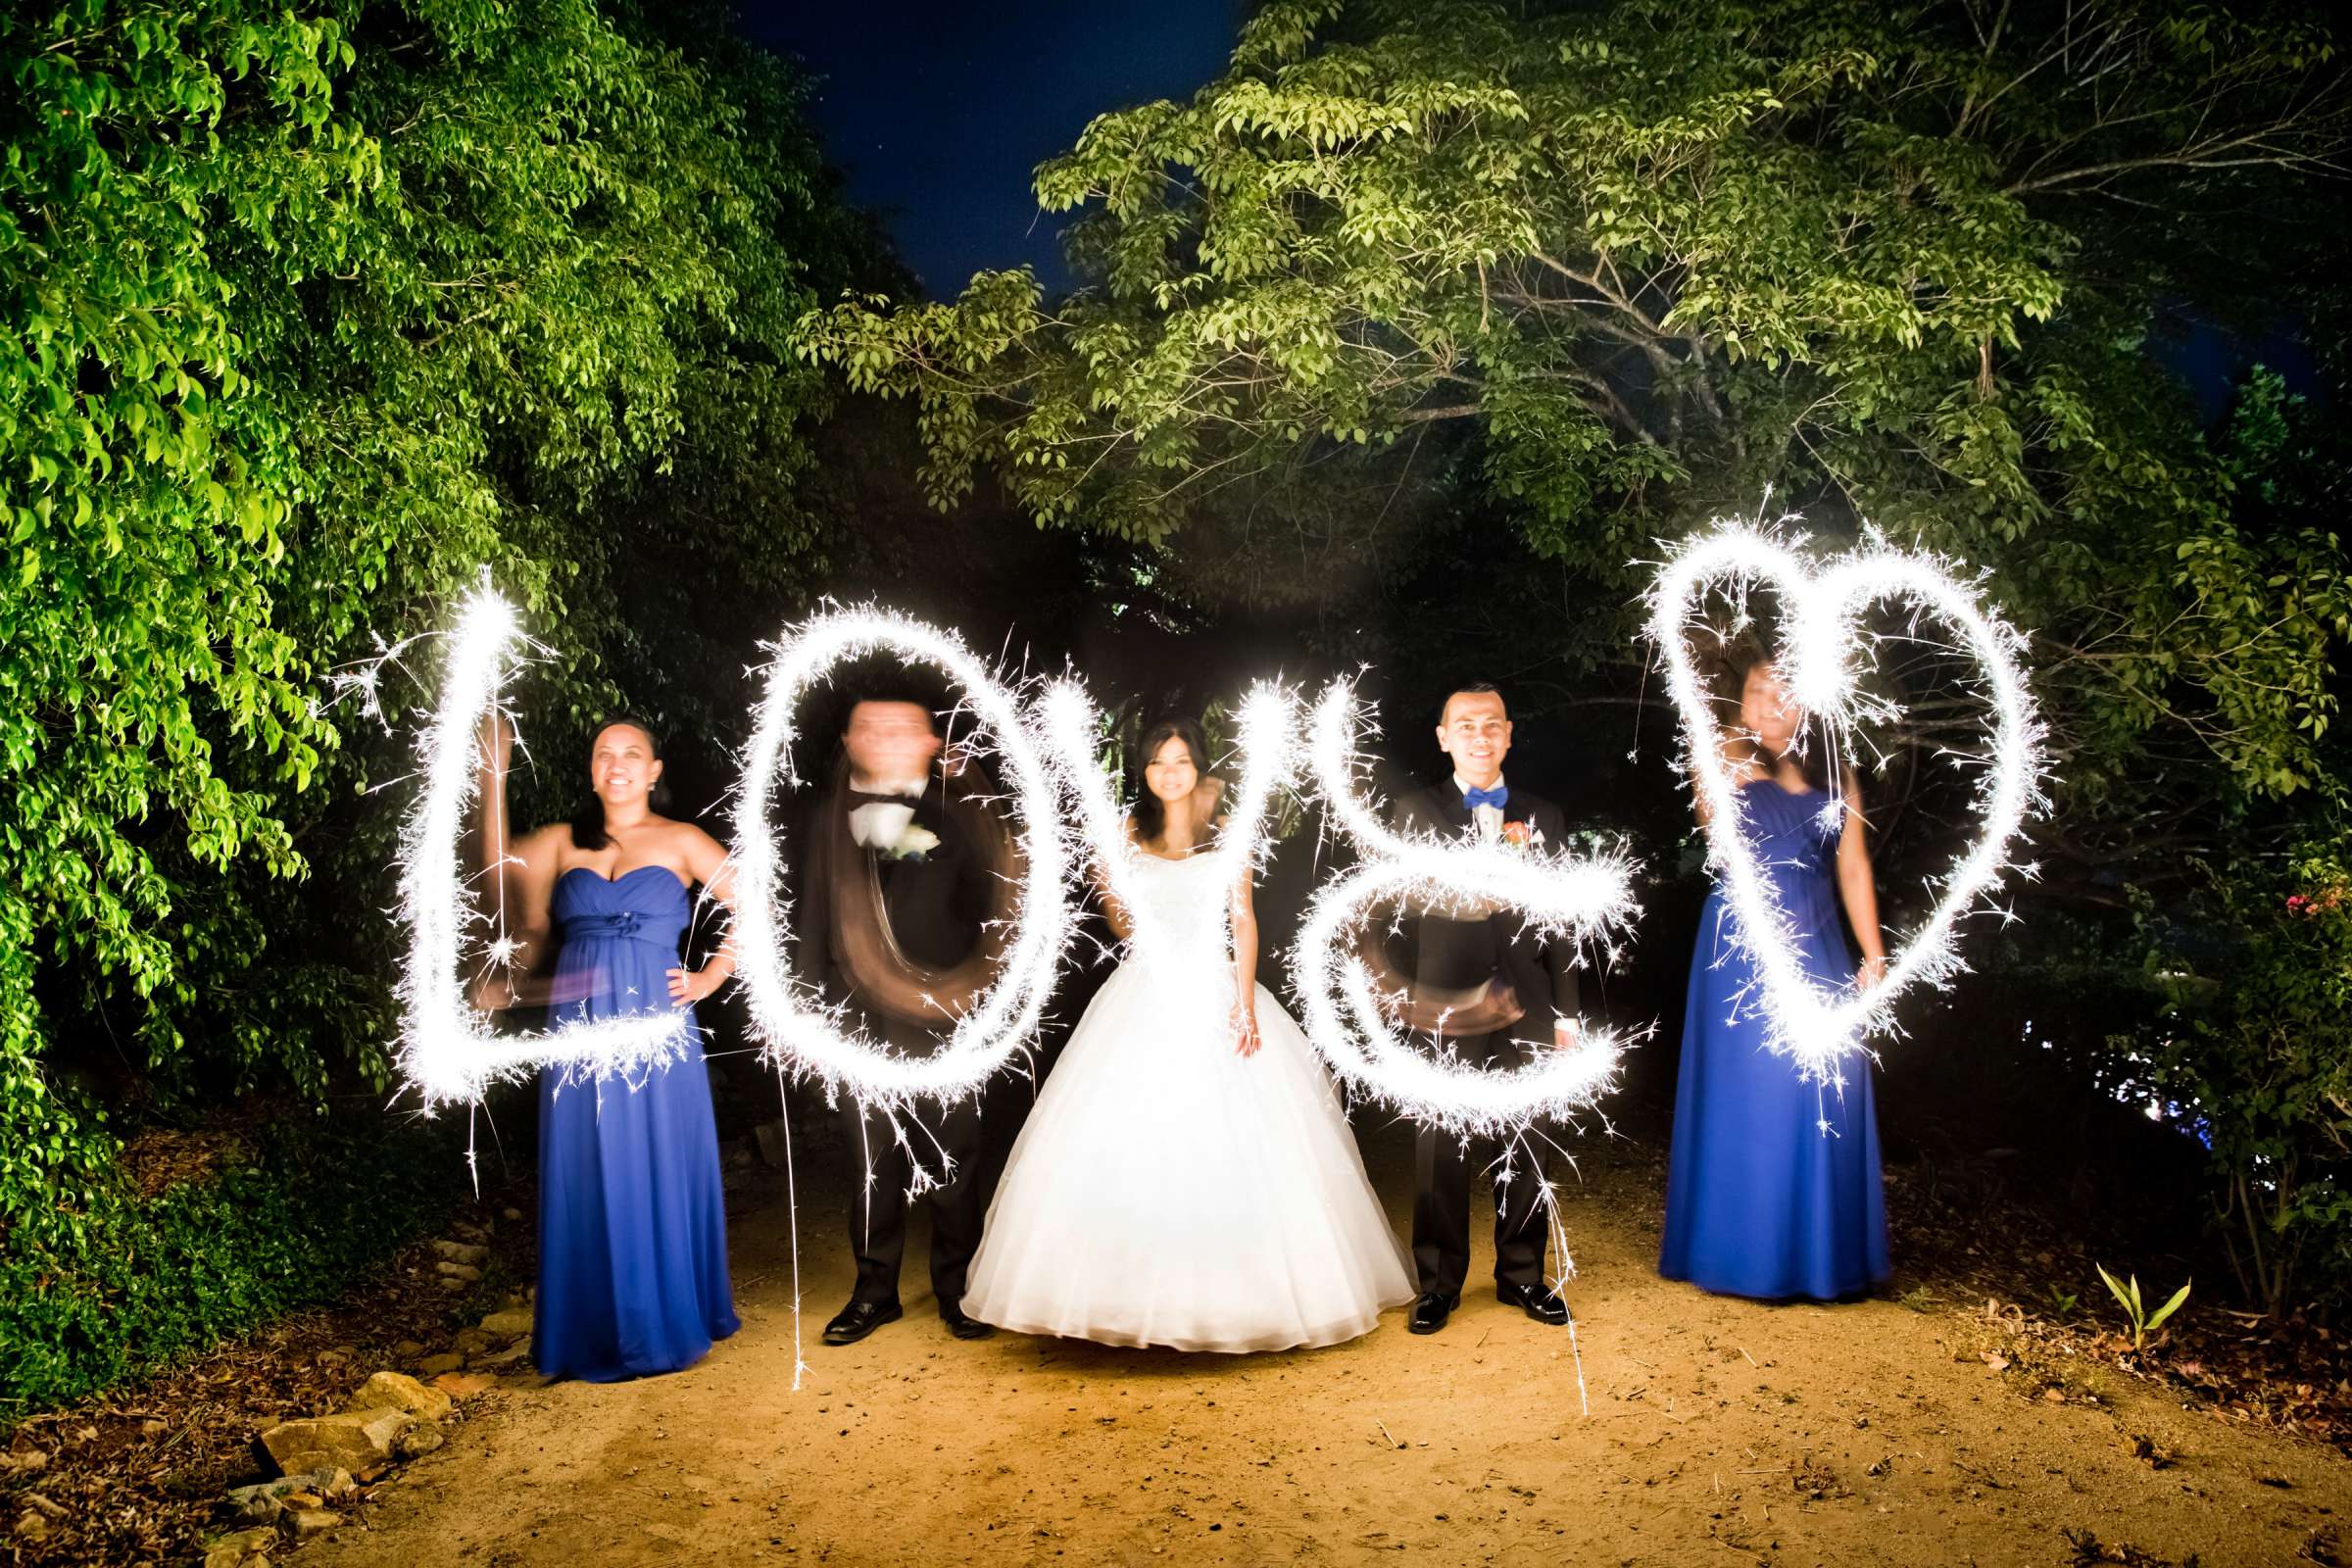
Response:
[793,782,993,1018]
[1391,779,1582,1030]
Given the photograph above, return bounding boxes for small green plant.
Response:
[2095,1264,2191,1353]
[2043,1285,2080,1323]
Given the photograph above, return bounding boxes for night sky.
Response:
[741,3,1241,300]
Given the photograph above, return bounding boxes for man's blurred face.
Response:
[845,701,940,788]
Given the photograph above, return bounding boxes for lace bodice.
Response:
[1117,850,1235,968]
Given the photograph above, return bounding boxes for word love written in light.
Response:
[1647,519,2047,1084]
[398,521,2041,1118]
[394,602,1641,1127]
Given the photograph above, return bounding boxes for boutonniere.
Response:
[884,823,941,862]
[1498,819,1544,852]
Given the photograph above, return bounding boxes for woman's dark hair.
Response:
[1722,646,1842,794]
[1131,715,1211,849]
[570,715,670,852]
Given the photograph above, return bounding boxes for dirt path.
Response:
[308,1130,2347,1567]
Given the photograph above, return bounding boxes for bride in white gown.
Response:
[962,717,1413,1352]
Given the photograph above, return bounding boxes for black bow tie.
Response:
[846,788,921,809]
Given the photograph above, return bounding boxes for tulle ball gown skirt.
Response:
[963,942,1413,1353]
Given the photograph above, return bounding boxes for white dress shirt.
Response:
[848,776,924,850]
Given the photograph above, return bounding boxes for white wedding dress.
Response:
[963,850,1413,1351]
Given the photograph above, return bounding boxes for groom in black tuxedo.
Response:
[797,696,999,1345]
[1391,683,1582,1334]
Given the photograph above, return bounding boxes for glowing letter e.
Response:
[1290,683,1635,1139]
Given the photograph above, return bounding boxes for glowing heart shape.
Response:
[1647,522,2045,1081]
[1291,682,1637,1137]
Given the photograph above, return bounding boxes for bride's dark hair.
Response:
[1131,715,1212,850]
[569,715,672,852]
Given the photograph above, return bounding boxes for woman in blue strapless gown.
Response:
[1660,660,1892,1301]
[476,715,740,1381]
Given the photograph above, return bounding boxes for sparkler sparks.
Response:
[729,608,1072,1111]
[1036,679,1295,959]
[1645,518,2047,1081]
[397,540,2037,1136]
[1290,683,1638,1139]
[396,585,688,1111]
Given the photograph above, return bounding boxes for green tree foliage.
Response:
[2131,837,2352,1317]
[799,0,2351,837]
[797,0,2352,1312]
[1,0,858,1247]
[2114,364,2352,1318]
[0,1115,466,1411]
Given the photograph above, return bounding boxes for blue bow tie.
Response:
[1463,784,1508,811]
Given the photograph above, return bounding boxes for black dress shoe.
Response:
[1495,1281,1570,1325]
[938,1300,996,1341]
[1407,1291,1460,1335]
[822,1297,903,1346]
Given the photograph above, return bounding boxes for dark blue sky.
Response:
[742,3,1240,299]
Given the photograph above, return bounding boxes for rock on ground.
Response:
[347,1370,455,1422]
[477,1308,533,1339]
[256,1409,414,1478]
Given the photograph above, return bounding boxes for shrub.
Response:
[2125,837,2352,1318]
[0,1115,466,1415]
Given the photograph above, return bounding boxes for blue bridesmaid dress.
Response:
[1659,778,1890,1300]
[534,865,739,1381]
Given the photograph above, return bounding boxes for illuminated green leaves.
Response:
[0,0,853,1234]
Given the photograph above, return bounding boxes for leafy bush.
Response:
[0,0,866,1264]
[2125,839,2352,1318]
[0,1115,466,1415]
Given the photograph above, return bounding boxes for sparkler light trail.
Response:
[396,585,689,1110]
[1290,682,1638,1139]
[1646,519,2047,1082]
[1036,679,1295,958]
[730,608,1072,1110]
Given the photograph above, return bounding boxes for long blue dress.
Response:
[534,865,739,1381]
[1659,778,1890,1300]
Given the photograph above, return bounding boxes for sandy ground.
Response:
[309,1125,2348,1567]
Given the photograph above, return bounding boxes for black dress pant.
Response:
[838,1021,988,1309]
[1412,1028,1549,1297]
